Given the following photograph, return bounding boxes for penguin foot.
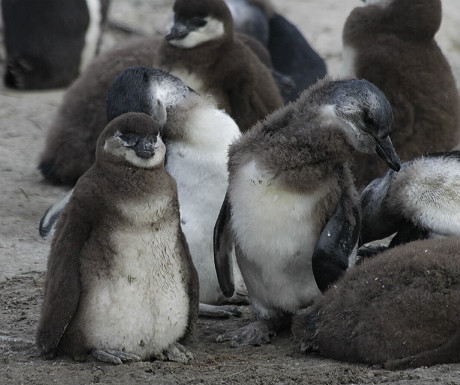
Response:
[226,292,250,306]
[216,320,274,347]
[92,349,141,365]
[153,342,194,363]
[199,303,243,318]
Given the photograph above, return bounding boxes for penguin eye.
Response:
[190,17,207,27]
[119,132,139,148]
[362,109,375,130]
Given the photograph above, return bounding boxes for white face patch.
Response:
[104,133,166,169]
[363,0,394,8]
[168,17,225,49]
[79,0,102,73]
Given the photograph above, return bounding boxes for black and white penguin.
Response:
[214,77,401,346]
[36,112,199,364]
[1,0,109,89]
[38,0,283,185]
[224,0,327,103]
[40,66,245,309]
[292,236,460,369]
[159,0,284,131]
[342,0,460,187]
[360,151,460,247]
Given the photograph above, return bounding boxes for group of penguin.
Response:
[3,0,460,369]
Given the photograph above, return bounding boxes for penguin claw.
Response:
[154,342,194,363]
[92,349,141,365]
[216,320,272,347]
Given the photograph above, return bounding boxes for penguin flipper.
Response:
[213,193,235,298]
[39,188,74,239]
[36,202,91,355]
[312,195,360,292]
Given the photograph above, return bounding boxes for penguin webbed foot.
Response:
[153,342,194,364]
[92,349,141,365]
[216,319,281,347]
[199,303,243,318]
[226,292,250,306]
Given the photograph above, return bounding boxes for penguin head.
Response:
[106,66,193,126]
[320,78,401,171]
[98,112,166,169]
[166,0,233,49]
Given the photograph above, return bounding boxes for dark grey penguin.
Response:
[214,77,401,346]
[342,0,460,187]
[360,151,460,247]
[36,112,199,364]
[40,66,246,310]
[292,236,460,369]
[1,0,109,89]
[224,0,327,103]
[158,0,284,131]
[38,0,283,185]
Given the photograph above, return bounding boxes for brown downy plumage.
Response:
[37,112,199,364]
[342,0,460,187]
[292,236,460,369]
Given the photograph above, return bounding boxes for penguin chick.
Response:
[224,0,327,103]
[360,151,460,246]
[1,0,109,89]
[36,112,199,364]
[40,66,245,307]
[214,77,401,347]
[159,0,284,131]
[292,236,460,369]
[342,0,460,187]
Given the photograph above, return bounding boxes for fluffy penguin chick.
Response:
[342,0,460,187]
[159,0,284,131]
[292,236,460,369]
[36,112,199,364]
[39,66,245,308]
[214,77,401,347]
[360,151,460,246]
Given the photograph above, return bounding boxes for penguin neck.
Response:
[160,36,233,69]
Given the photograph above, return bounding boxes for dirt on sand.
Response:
[1,1,460,384]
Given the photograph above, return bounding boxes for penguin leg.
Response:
[152,342,194,364]
[92,350,141,365]
[199,303,242,318]
[216,316,287,347]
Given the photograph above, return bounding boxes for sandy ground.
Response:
[1,0,459,384]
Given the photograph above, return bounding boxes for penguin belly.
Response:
[229,160,325,315]
[167,139,241,304]
[74,202,190,359]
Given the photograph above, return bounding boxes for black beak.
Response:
[165,22,189,41]
[375,136,401,171]
[133,137,156,159]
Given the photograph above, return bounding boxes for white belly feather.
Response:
[78,195,189,359]
[230,160,326,315]
[166,105,242,304]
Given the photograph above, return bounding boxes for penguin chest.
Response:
[79,197,190,358]
[229,160,326,312]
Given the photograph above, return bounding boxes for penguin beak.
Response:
[375,136,401,172]
[133,137,156,159]
[165,22,190,41]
